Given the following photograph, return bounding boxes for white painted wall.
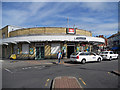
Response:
[8,25,23,33]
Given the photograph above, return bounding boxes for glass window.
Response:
[51,43,60,54]
[101,52,108,54]
[2,33,5,38]
[22,44,29,54]
[72,52,78,55]
[79,53,85,55]
[110,52,113,54]
[84,52,89,55]
[13,45,18,54]
[89,52,94,55]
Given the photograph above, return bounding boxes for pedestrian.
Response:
[57,51,62,64]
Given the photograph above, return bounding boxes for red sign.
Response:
[69,28,74,33]
[66,28,76,34]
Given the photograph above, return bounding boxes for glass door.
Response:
[41,46,44,59]
[35,46,44,60]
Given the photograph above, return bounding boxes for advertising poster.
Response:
[30,48,34,55]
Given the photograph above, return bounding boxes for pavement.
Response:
[1,59,69,69]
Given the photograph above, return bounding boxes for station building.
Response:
[0,25,105,60]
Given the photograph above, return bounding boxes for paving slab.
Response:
[52,76,83,89]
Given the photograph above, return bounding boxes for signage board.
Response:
[35,43,44,47]
[75,37,86,40]
[66,28,76,34]
[30,48,34,55]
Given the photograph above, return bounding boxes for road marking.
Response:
[108,72,110,74]
[4,68,13,73]
[45,79,50,86]
[34,67,38,68]
[108,72,116,76]
[79,78,86,86]
[28,67,32,69]
[24,67,28,69]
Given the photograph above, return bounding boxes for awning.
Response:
[0,35,105,45]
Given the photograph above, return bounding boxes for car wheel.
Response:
[81,59,86,64]
[97,58,101,62]
[109,56,112,61]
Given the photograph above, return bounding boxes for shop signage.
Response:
[30,48,34,55]
[81,44,85,46]
[75,37,86,40]
[35,43,44,47]
[66,28,76,34]
[77,47,80,52]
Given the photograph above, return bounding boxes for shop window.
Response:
[13,45,18,54]
[51,44,60,54]
[22,44,29,54]
[2,33,5,38]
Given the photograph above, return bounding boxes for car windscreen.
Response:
[101,52,108,54]
[71,52,79,55]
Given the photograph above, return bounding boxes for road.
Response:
[2,59,119,89]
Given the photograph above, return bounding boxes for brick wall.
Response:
[9,27,92,37]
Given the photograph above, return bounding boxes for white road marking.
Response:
[0,60,3,62]
[28,67,32,69]
[4,68,13,73]
[24,68,28,69]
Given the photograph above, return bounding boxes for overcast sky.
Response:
[2,2,119,37]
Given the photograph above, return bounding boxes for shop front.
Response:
[1,35,105,59]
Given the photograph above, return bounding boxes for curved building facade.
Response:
[1,25,104,60]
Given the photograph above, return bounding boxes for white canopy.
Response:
[0,35,105,45]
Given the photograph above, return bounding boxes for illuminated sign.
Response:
[66,28,76,34]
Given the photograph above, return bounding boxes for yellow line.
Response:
[47,79,50,82]
[45,83,47,86]
[79,78,86,86]
[45,79,50,87]
[108,72,110,74]
[108,72,115,76]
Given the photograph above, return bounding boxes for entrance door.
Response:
[35,46,44,60]
[67,46,74,58]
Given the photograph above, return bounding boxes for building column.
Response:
[63,43,67,59]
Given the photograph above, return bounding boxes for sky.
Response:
[1,1,119,37]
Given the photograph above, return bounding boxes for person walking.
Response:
[57,51,62,64]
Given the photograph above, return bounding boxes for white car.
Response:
[100,51,119,60]
[70,52,103,64]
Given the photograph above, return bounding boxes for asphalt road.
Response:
[2,59,119,89]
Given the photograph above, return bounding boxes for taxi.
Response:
[70,52,102,64]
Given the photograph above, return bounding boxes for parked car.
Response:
[70,52,102,64]
[100,51,119,60]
